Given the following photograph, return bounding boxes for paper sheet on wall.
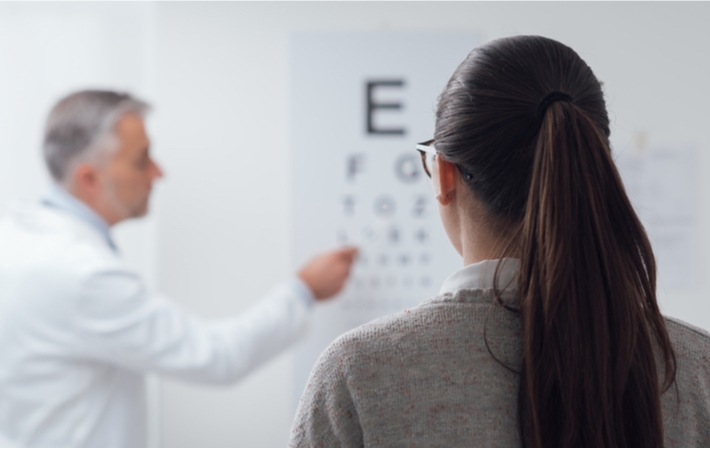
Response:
[614,142,702,291]
[290,33,481,409]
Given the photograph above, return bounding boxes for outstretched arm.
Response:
[69,246,357,384]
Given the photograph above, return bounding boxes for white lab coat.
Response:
[0,200,312,447]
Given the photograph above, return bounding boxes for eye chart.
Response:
[291,33,481,408]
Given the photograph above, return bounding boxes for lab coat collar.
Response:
[438,258,520,295]
[42,184,118,252]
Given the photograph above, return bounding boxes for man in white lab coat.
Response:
[0,90,357,447]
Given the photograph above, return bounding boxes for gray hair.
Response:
[43,90,150,183]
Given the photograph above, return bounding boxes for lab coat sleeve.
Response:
[71,267,313,384]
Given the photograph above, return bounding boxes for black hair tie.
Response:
[536,91,574,120]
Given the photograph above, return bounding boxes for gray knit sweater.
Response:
[290,288,710,447]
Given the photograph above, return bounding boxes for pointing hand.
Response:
[297,246,359,301]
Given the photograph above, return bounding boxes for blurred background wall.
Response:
[0,2,708,447]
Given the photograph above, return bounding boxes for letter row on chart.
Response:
[342,194,431,218]
[354,252,431,267]
[337,227,430,246]
[338,295,423,313]
[350,274,433,291]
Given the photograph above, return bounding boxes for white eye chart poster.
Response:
[291,33,481,408]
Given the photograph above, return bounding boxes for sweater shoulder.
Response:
[318,290,515,373]
[661,317,710,446]
[664,316,710,361]
[324,297,451,359]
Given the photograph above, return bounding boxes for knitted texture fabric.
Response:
[290,289,710,447]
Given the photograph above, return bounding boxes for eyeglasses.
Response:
[416,139,473,181]
[416,139,437,178]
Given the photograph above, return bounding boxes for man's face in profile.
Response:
[101,113,163,220]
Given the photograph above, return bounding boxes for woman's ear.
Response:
[435,154,458,206]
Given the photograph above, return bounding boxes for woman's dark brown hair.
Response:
[434,35,676,447]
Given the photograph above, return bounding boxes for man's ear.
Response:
[70,163,101,197]
[436,155,457,206]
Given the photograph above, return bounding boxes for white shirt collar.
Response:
[439,258,520,295]
[42,184,117,252]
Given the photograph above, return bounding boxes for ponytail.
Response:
[435,35,676,447]
[517,101,675,447]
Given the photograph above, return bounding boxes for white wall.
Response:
[1,2,709,447]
